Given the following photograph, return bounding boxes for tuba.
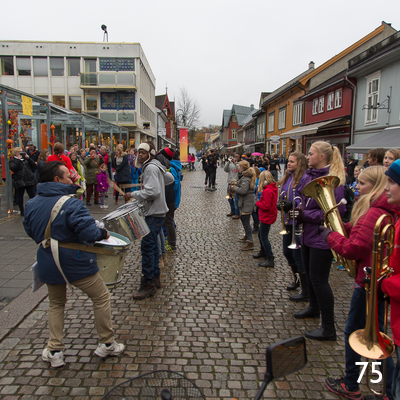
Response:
[302,175,356,278]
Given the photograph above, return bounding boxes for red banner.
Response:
[179,128,188,163]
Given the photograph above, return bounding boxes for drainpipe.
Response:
[343,77,357,146]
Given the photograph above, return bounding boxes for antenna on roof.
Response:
[101,25,108,42]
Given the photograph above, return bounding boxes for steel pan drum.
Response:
[102,201,149,241]
[95,232,130,290]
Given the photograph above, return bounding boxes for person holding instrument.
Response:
[322,166,396,400]
[277,152,308,299]
[293,141,346,341]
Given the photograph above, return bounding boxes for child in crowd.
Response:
[96,163,110,209]
[349,165,361,198]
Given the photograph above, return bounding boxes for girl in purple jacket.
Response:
[96,163,110,209]
[293,141,346,342]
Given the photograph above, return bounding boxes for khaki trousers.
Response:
[46,272,114,351]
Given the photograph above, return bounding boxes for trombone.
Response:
[278,185,289,235]
[287,188,303,249]
[349,214,395,397]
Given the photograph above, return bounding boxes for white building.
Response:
[0,40,156,147]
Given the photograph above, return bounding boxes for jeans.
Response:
[15,185,35,215]
[164,203,176,246]
[157,229,166,256]
[240,214,253,242]
[282,225,304,272]
[46,273,114,351]
[252,206,259,227]
[258,222,273,257]
[227,185,240,216]
[301,245,334,326]
[344,288,394,397]
[141,216,164,281]
[393,346,400,399]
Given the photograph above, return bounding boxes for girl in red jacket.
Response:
[321,166,396,400]
[255,170,278,268]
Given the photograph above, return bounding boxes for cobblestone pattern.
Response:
[0,167,390,399]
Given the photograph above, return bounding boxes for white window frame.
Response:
[293,102,303,126]
[334,89,342,109]
[278,107,286,130]
[327,92,334,111]
[318,96,324,113]
[365,71,381,125]
[231,129,237,140]
[312,99,318,115]
[268,112,275,132]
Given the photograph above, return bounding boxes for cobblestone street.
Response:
[0,166,383,399]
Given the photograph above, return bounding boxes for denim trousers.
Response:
[282,225,304,272]
[301,245,334,326]
[141,216,164,281]
[258,223,273,257]
[227,185,240,216]
[157,229,166,256]
[344,287,394,397]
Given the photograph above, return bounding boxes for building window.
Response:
[335,89,342,109]
[50,57,64,77]
[232,115,237,123]
[53,95,65,108]
[86,96,98,111]
[140,99,155,124]
[67,58,80,76]
[99,58,135,71]
[232,129,237,139]
[257,122,265,138]
[16,57,31,76]
[85,59,96,72]
[101,91,135,110]
[312,98,318,115]
[278,108,286,130]
[69,96,82,113]
[0,56,14,75]
[33,57,48,77]
[365,72,380,124]
[318,96,324,113]
[268,112,275,132]
[327,92,334,111]
[293,102,303,126]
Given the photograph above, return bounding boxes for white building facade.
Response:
[0,40,156,147]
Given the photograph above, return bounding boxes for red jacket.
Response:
[256,183,278,224]
[382,210,400,346]
[328,193,397,289]
[47,154,73,172]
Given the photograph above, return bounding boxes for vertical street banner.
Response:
[21,95,33,116]
[179,128,188,162]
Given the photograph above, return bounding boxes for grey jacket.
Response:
[224,160,239,183]
[131,159,174,217]
[231,169,255,214]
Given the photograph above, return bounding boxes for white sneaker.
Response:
[99,205,105,209]
[42,348,65,368]
[103,205,109,209]
[94,341,125,358]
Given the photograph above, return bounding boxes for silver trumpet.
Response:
[288,189,303,249]
[278,185,289,235]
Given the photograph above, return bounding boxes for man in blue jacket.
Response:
[23,161,124,368]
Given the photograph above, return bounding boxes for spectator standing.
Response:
[84,148,104,206]
[96,163,110,208]
[113,147,131,204]
[224,153,241,219]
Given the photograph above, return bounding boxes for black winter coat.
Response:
[9,157,36,189]
[155,153,175,207]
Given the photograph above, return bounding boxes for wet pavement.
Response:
[0,165,389,399]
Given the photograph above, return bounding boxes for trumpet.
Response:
[226,179,238,199]
[278,185,289,235]
[287,189,303,249]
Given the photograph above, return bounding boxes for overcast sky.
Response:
[3,0,400,127]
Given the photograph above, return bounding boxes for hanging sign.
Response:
[179,128,188,163]
[21,95,33,117]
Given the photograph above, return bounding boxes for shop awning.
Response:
[347,126,400,153]
[226,143,244,149]
[280,118,343,139]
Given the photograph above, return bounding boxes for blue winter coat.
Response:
[170,160,182,209]
[23,182,103,284]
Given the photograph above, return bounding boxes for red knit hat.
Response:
[164,147,175,158]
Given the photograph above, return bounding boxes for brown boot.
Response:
[162,253,168,267]
[132,279,157,300]
[154,275,161,289]
[238,235,247,242]
[241,241,254,251]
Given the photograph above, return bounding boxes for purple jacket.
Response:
[297,166,346,250]
[280,172,307,225]
[96,171,110,192]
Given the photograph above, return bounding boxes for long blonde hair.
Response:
[350,166,387,226]
[311,141,346,185]
[258,170,275,192]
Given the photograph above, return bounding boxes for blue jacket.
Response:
[23,182,103,284]
[170,160,182,209]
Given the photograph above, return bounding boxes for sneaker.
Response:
[86,202,92,206]
[103,205,109,209]
[337,265,345,270]
[99,205,104,209]
[42,348,65,368]
[94,341,125,358]
[165,244,177,252]
[325,377,362,400]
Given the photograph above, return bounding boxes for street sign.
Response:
[271,141,280,145]
[270,135,280,141]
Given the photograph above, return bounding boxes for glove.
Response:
[318,225,333,242]
[288,209,303,225]
[277,200,293,213]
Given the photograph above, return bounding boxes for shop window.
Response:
[278,107,286,130]
[335,89,342,109]
[327,92,334,111]
[0,56,14,75]
[53,95,65,108]
[50,57,64,77]
[16,57,31,76]
[69,96,82,113]
[86,96,98,111]
[318,96,324,113]
[67,58,80,76]
[33,57,48,77]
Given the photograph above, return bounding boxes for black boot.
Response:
[293,306,320,319]
[252,248,265,259]
[305,324,336,341]
[287,264,300,290]
[259,256,274,268]
[290,272,309,302]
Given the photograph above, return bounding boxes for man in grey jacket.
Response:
[224,153,241,219]
[125,142,174,299]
